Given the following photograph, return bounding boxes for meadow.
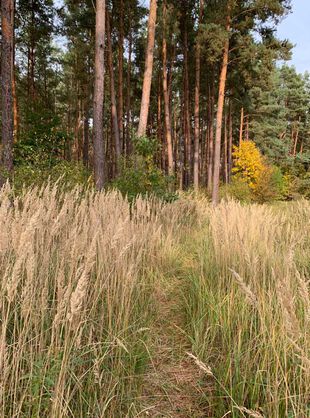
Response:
[0,184,309,417]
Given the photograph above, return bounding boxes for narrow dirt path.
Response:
[140,270,209,418]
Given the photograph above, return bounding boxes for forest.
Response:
[0,0,309,417]
[0,0,309,200]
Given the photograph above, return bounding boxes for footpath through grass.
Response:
[0,185,309,417]
[141,197,310,417]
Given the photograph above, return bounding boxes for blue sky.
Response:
[277,0,310,74]
[53,0,308,73]
[139,0,309,73]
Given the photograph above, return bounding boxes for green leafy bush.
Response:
[13,161,92,192]
[295,173,310,199]
[220,176,252,203]
[253,165,286,203]
[221,166,286,204]
[112,135,177,202]
[284,171,310,200]
[14,109,71,167]
[11,108,91,191]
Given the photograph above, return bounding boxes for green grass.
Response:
[182,199,310,417]
[0,185,309,417]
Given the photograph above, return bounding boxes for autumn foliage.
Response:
[231,140,284,202]
[232,141,265,188]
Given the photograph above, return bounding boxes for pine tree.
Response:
[93,0,106,190]
[137,0,157,137]
[1,0,15,182]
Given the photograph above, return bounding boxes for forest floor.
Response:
[140,233,211,417]
[141,280,206,417]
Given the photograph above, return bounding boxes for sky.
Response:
[274,0,309,73]
[53,0,308,74]
[139,0,310,74]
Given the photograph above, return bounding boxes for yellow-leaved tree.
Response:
[232,140,285,202]
[232,140,265,189]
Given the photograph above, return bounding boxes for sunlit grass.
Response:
[184,199,310,417]
[0,185,309,417]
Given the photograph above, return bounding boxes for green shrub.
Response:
[11,108,91,191]
[253,165,286,203]
[295,173,310,199]
[284,171,310,200]
[14,108,71,167]
[220,176,252,203]
[112,135,177,203]
[13,161,92,192]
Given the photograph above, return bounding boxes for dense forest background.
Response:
[1,2,310,416]
[1,0,310,202]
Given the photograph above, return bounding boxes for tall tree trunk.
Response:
[228,101,233,182]
[162,0,174,176]
[194,0,203,190]
[224,106,228,183]
[125,10,132,155]
[157,79,164,170]
[1,0,14,181]
[212,10,230,205]
[118,0,124,150]
[293,116,301,157]
[83,104,89,168]
[75,97,82,160]
[183,23,191,187]
[173,103,178,176]
[207,81,215,192]
[126,19,133,154]
[239,106,244,144]
[12,64,19,141]
[29,1,36,101]
[93,0,106,190]
[137,0,157,137]
[107,11,121,170]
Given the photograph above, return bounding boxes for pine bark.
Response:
[224,107,228,183]
[126,19,133,154]
[239,106,244,144]
[1,0,14,180]
[93,0,106,190]
[183,24,191,187]
[83,105,89,168]
[137,0,157,137]
[228,102,233,182]
[118,0,124,149]
[212,10,230,205]
[162,0,174,176]
[157,78,164,170]
[12,63,19,141]
[29,1,36,101]
[207,81,215,192]
[107,11,121,169]
[194,0,203,190]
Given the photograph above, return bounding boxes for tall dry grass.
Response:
[1,183,309,417]
[185,199,310,417]
[0,183,194,417]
